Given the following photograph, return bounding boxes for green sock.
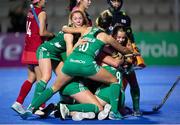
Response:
[66,103,99,113]
[109,83,120,113]
[31,87,54,110]
[119,89,125,108]
[130,87,140,111]
[31,80,47,104]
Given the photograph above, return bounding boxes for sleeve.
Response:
[125,14,135,42]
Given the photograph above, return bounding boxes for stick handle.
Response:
[124,53,140,58]
[30,4,40,28]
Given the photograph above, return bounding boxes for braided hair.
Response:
[96,12,112,32]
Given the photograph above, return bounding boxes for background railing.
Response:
[0,0,179,32]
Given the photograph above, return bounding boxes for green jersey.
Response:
[37,31,66,61]
[73,27,105,58]
[62,27,105,77]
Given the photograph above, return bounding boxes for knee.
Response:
[41,74,51,83]
[27,74,36,83]
[52,85,59,92]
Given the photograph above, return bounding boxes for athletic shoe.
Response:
[38,103,56,118]
[11,102,25,114]
[119,106,133,116]
[59,103,70,119]
[34,109,45,116]
[109,111,123,120]
[20,109,33,119]
[98,104,111,120]
[132,110,143,117]
[72,112,95,121]
[54,110,64,120]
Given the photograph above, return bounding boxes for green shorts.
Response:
[36,46,62,61]
[61,78,88,96]
[60,52,67,62]
[95,65,123,103]
[62,53,100,77]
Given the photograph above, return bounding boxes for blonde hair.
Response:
[68,10,88,27]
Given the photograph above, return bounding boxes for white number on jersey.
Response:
[116,71,122,84]
[79,42,89,52]
[26,21,32,37]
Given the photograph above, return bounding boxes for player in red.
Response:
[11,0,54,114]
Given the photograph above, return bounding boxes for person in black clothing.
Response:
[96,0,145,68]
[96,0,133,40]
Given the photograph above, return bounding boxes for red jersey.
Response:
[24,7,46,52]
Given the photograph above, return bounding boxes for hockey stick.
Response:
[124,53,140,58]
[152,76,180,111]
[30,4,40,28]
[124,53,145,70]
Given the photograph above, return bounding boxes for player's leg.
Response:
[59,81,103,120]
[31,58,52,105]
[88,67,122,118]
[12,64,36,114]
[126,71,142,116]
[95,84,123,120]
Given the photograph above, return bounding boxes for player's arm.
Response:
[96,51,124,68]
[103,55,124,68]
[38,11,54,38]
[62,25,87,36]
[64,33,74,56]
[97,32,132,55]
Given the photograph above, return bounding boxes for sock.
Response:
[16,80,33,104]
[31,80,47,105]
[130,87,140,111]
[66,103,99,113]
[30,87,54,110]
[109,83,121,113]
[119,89,125,108]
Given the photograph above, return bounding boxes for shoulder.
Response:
[120,10,131,19]
[72,6,79,11]
[39,11,46,15]
[100,9,112,16]
[38,11,47,19]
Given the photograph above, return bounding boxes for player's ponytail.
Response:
[97,12,112,31]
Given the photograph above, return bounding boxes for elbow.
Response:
[39,31,46,37]
[62,25,68,32]
[62,28,65,32]
[39,33,44,37]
